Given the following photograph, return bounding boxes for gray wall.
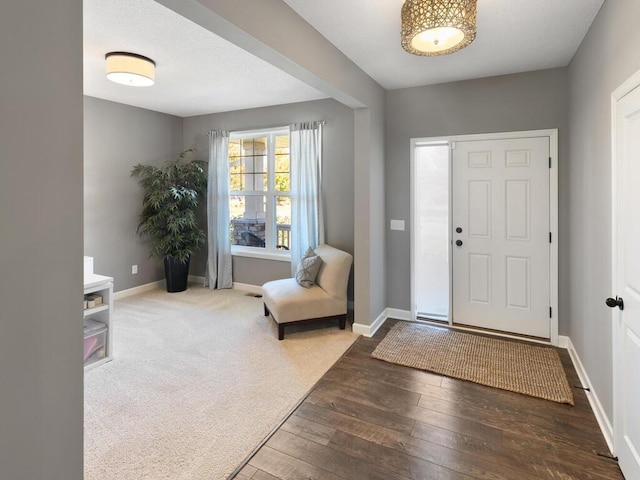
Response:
[385,68,569,328]
[356,100,388,324]
[84,96,184,292]
[158,0,386,327]
[183,98,355,296]
[0,1,84,479]
[566,0,640,423]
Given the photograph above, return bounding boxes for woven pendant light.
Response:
[401,0,477,56]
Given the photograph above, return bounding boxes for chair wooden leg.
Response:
[339,315,346,330]
[278,323,285,341]
[264,303,270,317]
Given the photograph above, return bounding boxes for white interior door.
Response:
[612,80,640,480]
[452,137,551,338]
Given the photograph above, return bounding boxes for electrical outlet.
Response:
[132,265,138,275]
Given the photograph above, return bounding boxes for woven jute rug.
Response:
[371,322,574,405]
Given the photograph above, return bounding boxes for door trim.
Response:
[610,67,640,460]
[410,129,559,345]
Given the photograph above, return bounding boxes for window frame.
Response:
[229,126,291,262]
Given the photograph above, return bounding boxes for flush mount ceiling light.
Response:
[401,0,477,56]
[105,52,155,87]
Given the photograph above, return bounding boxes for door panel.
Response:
[468,181,491,237]
[506,256,530,309]
[452,137,550,338]
[468,254,491,304]
[505,180,530,241]
[614,83,640,480]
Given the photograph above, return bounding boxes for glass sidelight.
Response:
[413,143,450,320]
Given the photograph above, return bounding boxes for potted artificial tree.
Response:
[131,150,207,292]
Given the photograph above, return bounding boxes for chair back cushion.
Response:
[294,247,322,288]
[314,244,353,302]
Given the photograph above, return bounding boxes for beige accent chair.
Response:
[262,244,353,340]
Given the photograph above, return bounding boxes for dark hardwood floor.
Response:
[233,319,624,480]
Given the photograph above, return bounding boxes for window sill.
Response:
[231,247,291,263]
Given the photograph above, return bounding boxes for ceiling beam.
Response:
[153,0,385,109]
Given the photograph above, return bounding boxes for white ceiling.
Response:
[282,0,606,90]
[83,0,328,117]
[84,0,605,117]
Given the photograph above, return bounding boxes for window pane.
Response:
[275,170,289,192]
[230,195,266,248]
[229,137,268,192]
[414,145,449,319]
[275,195,291,250]
[275,135,290,192]
[228,138,242,157]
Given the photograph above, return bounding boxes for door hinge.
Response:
[549,307,552,318]
[549,232,552,243]
[549,157,552,168]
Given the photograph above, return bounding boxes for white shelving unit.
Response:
[84,273,114,370]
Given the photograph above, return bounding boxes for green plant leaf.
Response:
[132,151,208,260]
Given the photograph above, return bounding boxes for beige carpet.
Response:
[372,322,574,405]
[84,285,358,480]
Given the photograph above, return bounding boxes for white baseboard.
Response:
[558,335,569,349]
[114,275,222,300]
[351,307,411,337]
[189,278,263,295]
[353,308,388,337]
[387,308,411,321]
[114,280,164,300]
[188,276,262,294]
[565,336,614,452]
[194,278,354,300]
[232,282,262,295]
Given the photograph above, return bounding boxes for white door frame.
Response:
[610,67,640,464]
[410,129,559,345]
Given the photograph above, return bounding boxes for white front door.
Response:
[612,80,640,480]
[452,137,551,338]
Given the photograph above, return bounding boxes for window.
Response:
[228,127,291,257]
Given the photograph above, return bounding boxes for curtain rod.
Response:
[206,121,325,136]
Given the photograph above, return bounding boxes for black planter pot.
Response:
[164,256,190,293]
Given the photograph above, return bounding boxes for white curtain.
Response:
[290,121,324,273]
[205,130,233,289]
